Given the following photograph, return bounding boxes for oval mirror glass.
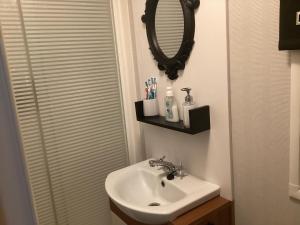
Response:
[155,0,184,58]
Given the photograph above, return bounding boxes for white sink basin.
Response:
[105,160,220,224]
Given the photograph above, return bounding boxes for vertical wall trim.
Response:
[111,0,145,164]
[289,52,300,201]
[225,0,235,201]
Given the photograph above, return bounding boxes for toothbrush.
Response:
[148,80,152,99]
[144,77,157,100]
[145,82,149,99]
[153,78,157,99]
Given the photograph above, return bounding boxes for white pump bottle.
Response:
[181,88,196,128]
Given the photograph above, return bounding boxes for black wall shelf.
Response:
[135,101,210,135]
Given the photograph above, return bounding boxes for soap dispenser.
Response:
[181,88,196,128]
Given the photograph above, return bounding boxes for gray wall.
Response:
[228,0,300,224]
[0,56,35,225]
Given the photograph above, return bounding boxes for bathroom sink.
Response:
[105,160,220,224]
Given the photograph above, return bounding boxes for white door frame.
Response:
[290,52,300,201]
[111,0,145,164]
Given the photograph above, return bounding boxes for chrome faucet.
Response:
[149,156,183,180]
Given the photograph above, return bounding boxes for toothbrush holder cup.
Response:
[143,99,159,117]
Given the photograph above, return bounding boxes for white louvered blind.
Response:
[155,0,184,58]
[0,1,128,225]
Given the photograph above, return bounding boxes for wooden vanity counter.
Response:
[110,196,234,225]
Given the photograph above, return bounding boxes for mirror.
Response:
[155,0,184,58]
[142,0,200,80]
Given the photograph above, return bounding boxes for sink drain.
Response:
[148,202,160,207]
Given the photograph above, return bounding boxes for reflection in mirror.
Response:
[155,0,184,58]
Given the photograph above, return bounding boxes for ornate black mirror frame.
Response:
[142,0,200,80]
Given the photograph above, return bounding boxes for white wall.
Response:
[229,0,300,224]
[129,0,233,199]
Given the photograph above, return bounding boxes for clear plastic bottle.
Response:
[181,88,196,128]
[165,87,179,122]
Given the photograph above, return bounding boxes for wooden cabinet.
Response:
[110,196,234,225]
[0,206,6,225]
[193,202,232,225]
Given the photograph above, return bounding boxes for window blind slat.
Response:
[0,1,128,225]
[0,2,57,224]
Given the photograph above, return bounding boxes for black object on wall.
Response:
[141,0,200,80]
[135,101,210,135]
[279,0,300,50]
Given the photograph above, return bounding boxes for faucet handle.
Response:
[159,155,166,162]
[149,156,166,167]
